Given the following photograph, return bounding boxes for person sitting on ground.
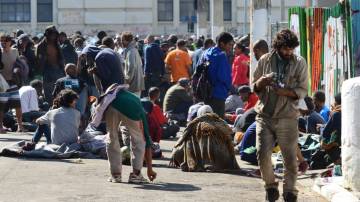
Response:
[163,78,193,125]
[298,96,325,134]
[313,90,331,122]
[187,101,205,122]
[148,87,179,139]
[52,63,87,115]
[319,93,342,165]
[30,79,49,111]
[19,80,45,128]
[169,113,239,172]
[237,85,258,113]
[32,89,81,145]
[225,87,244,113]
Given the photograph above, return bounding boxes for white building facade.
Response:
[0,0,338,37]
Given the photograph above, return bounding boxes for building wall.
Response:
[0,0,322,37]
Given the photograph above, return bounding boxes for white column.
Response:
[196,0,208,38]
[53,0,58,27]
[30,0,37,34]
[152,0,158,34]
[174,0,180,31]
[210,0,224,39]
[231,0,237,28]
[342,77,360,192]
[249,0,271,83]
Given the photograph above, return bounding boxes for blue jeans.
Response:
[32,124,51,144]
[75,87,88,115]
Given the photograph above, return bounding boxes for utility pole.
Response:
[210,0,224,39]
[244,0,248,34]
[196,0,208,38]
[280,0,285,21]
[249,0,271,82]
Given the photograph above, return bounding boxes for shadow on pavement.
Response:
[134,182,201,192]
[0,137,30,142]
[17,158,97,164]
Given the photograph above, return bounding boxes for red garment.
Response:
[232,54,250,86]
[147,110,162,143]
[244,93,258,112]
[152,104,167,125]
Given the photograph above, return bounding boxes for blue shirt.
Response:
[95,48,124,90]
[203,47,232,100]
[320,105,330,122]
[143,43,165,76]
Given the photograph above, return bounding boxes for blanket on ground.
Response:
[0,131,107,159]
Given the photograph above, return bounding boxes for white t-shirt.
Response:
[19,86,39,113]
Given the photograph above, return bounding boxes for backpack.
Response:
[192,59,212,101]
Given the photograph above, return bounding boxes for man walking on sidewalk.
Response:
[252,29,308,202]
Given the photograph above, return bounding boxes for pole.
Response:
[244,0,248,34]
[249,0,271,83]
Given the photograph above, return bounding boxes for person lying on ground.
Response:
[32,89,80,145]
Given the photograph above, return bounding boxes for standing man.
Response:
[253,39,269,61]
[59,32,78,65]
[252,29,308,202]
[143,35,165,95]
[0,34,23,132]
[164,40,192,84]
[35,25,65,104]
[202,32,234,118]
[191,38,215,74]
[81,45,124,94]
[121,32,145,96]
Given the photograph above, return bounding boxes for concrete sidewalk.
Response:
[0,132,327,202]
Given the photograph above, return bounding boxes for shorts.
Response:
[0,83,21,111]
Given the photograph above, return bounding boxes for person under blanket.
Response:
[32,89,81,145]
[103,89,156,184]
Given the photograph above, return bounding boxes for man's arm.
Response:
[252,57,272,93]
[280,58,308,99]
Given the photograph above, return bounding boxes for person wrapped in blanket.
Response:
[99,86,157,184]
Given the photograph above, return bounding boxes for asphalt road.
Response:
[0,132,327,202]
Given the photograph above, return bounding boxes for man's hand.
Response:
[255,75,273,91]
[88,67,97,74]
[147,168,157,182]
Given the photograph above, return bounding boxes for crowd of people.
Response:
[0,26,343,202]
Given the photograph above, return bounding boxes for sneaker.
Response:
[108,175,122,183]
[266,188,279,202]
[128,173,149,184]
[283,192,297,202]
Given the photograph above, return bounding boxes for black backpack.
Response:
[191,59,212,101]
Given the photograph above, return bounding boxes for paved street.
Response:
[0,133,326,202]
